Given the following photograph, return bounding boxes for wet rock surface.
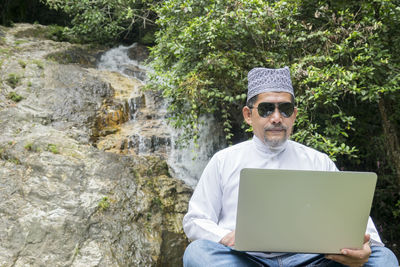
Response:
[0,24,192,266]
[127,44,149,63]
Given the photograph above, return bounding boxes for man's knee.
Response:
[183,239,222,266]
[183,239,256,267]
[184,240,210,262]
[369,246,399,267]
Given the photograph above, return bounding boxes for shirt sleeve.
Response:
[182,154,231,243]
[366,217,384,246]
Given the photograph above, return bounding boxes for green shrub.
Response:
[14,40,28,45]
[7,91,23,102]
[6,73,21,88]
[98,197,110,211]
[8,158,20,165]
[46,25,69,41]
[32,59,44,69]
[24,143,33,151]
[148,0,400,156]
[18,60,27,68]
[41,0,158,43]
[47,144,59,154]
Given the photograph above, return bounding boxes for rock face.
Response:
[0,24,192,266]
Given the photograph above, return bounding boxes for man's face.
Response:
[242,92,297,147]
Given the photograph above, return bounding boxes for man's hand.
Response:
[220,231,235,247]
[325,234,372,267]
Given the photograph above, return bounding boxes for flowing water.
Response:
[97,44,225,187]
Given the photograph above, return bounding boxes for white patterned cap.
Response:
[247,66,294,101]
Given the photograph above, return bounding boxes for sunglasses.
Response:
[251,102,295,118]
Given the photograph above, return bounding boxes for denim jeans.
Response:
[183,239,399,267]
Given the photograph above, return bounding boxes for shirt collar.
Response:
[252,135,288,156]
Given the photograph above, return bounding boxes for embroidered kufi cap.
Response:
[247,66,294,101]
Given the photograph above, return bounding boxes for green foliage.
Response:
[41,0,158,43]
[151,196,163,209]
[24,143,33,151]
[0,48,10,56]
[6,73,21,88]
[74,247,80,257]
[32,59,44,69]
[0,146,20,165]
[47,143,59,154]
[14,39,28,45]
[148,0,268,145]
[46,25,71,41]
[7,91,23,102]
[98,196,110,211]
[18,60,27,68]
[23,142,41,152]
[394,200,400,218]
[148,0,400,159]
[8,157,21,165]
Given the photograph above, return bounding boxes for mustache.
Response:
[264,125,288,131]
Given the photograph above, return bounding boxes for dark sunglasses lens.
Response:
[279,103,294,117]
[257,102,275,117]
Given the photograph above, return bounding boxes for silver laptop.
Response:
[235,168,377,254]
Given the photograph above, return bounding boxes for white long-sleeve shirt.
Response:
[183,136,383,256]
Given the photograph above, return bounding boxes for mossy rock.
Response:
[46,46,106,67]
[138,156,171,177]
[13,24,70,42]
[14,24,50,39]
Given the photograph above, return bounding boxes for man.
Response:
[182,67,399,266]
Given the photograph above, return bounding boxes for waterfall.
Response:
[97,43,149,81]
[167,117,226,187]
[96,44,225,187]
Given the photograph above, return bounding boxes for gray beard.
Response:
[264,133,287,148]
[263,125,288,149]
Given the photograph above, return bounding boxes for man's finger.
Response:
[340,248,368,259]
[364,234,370,244]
